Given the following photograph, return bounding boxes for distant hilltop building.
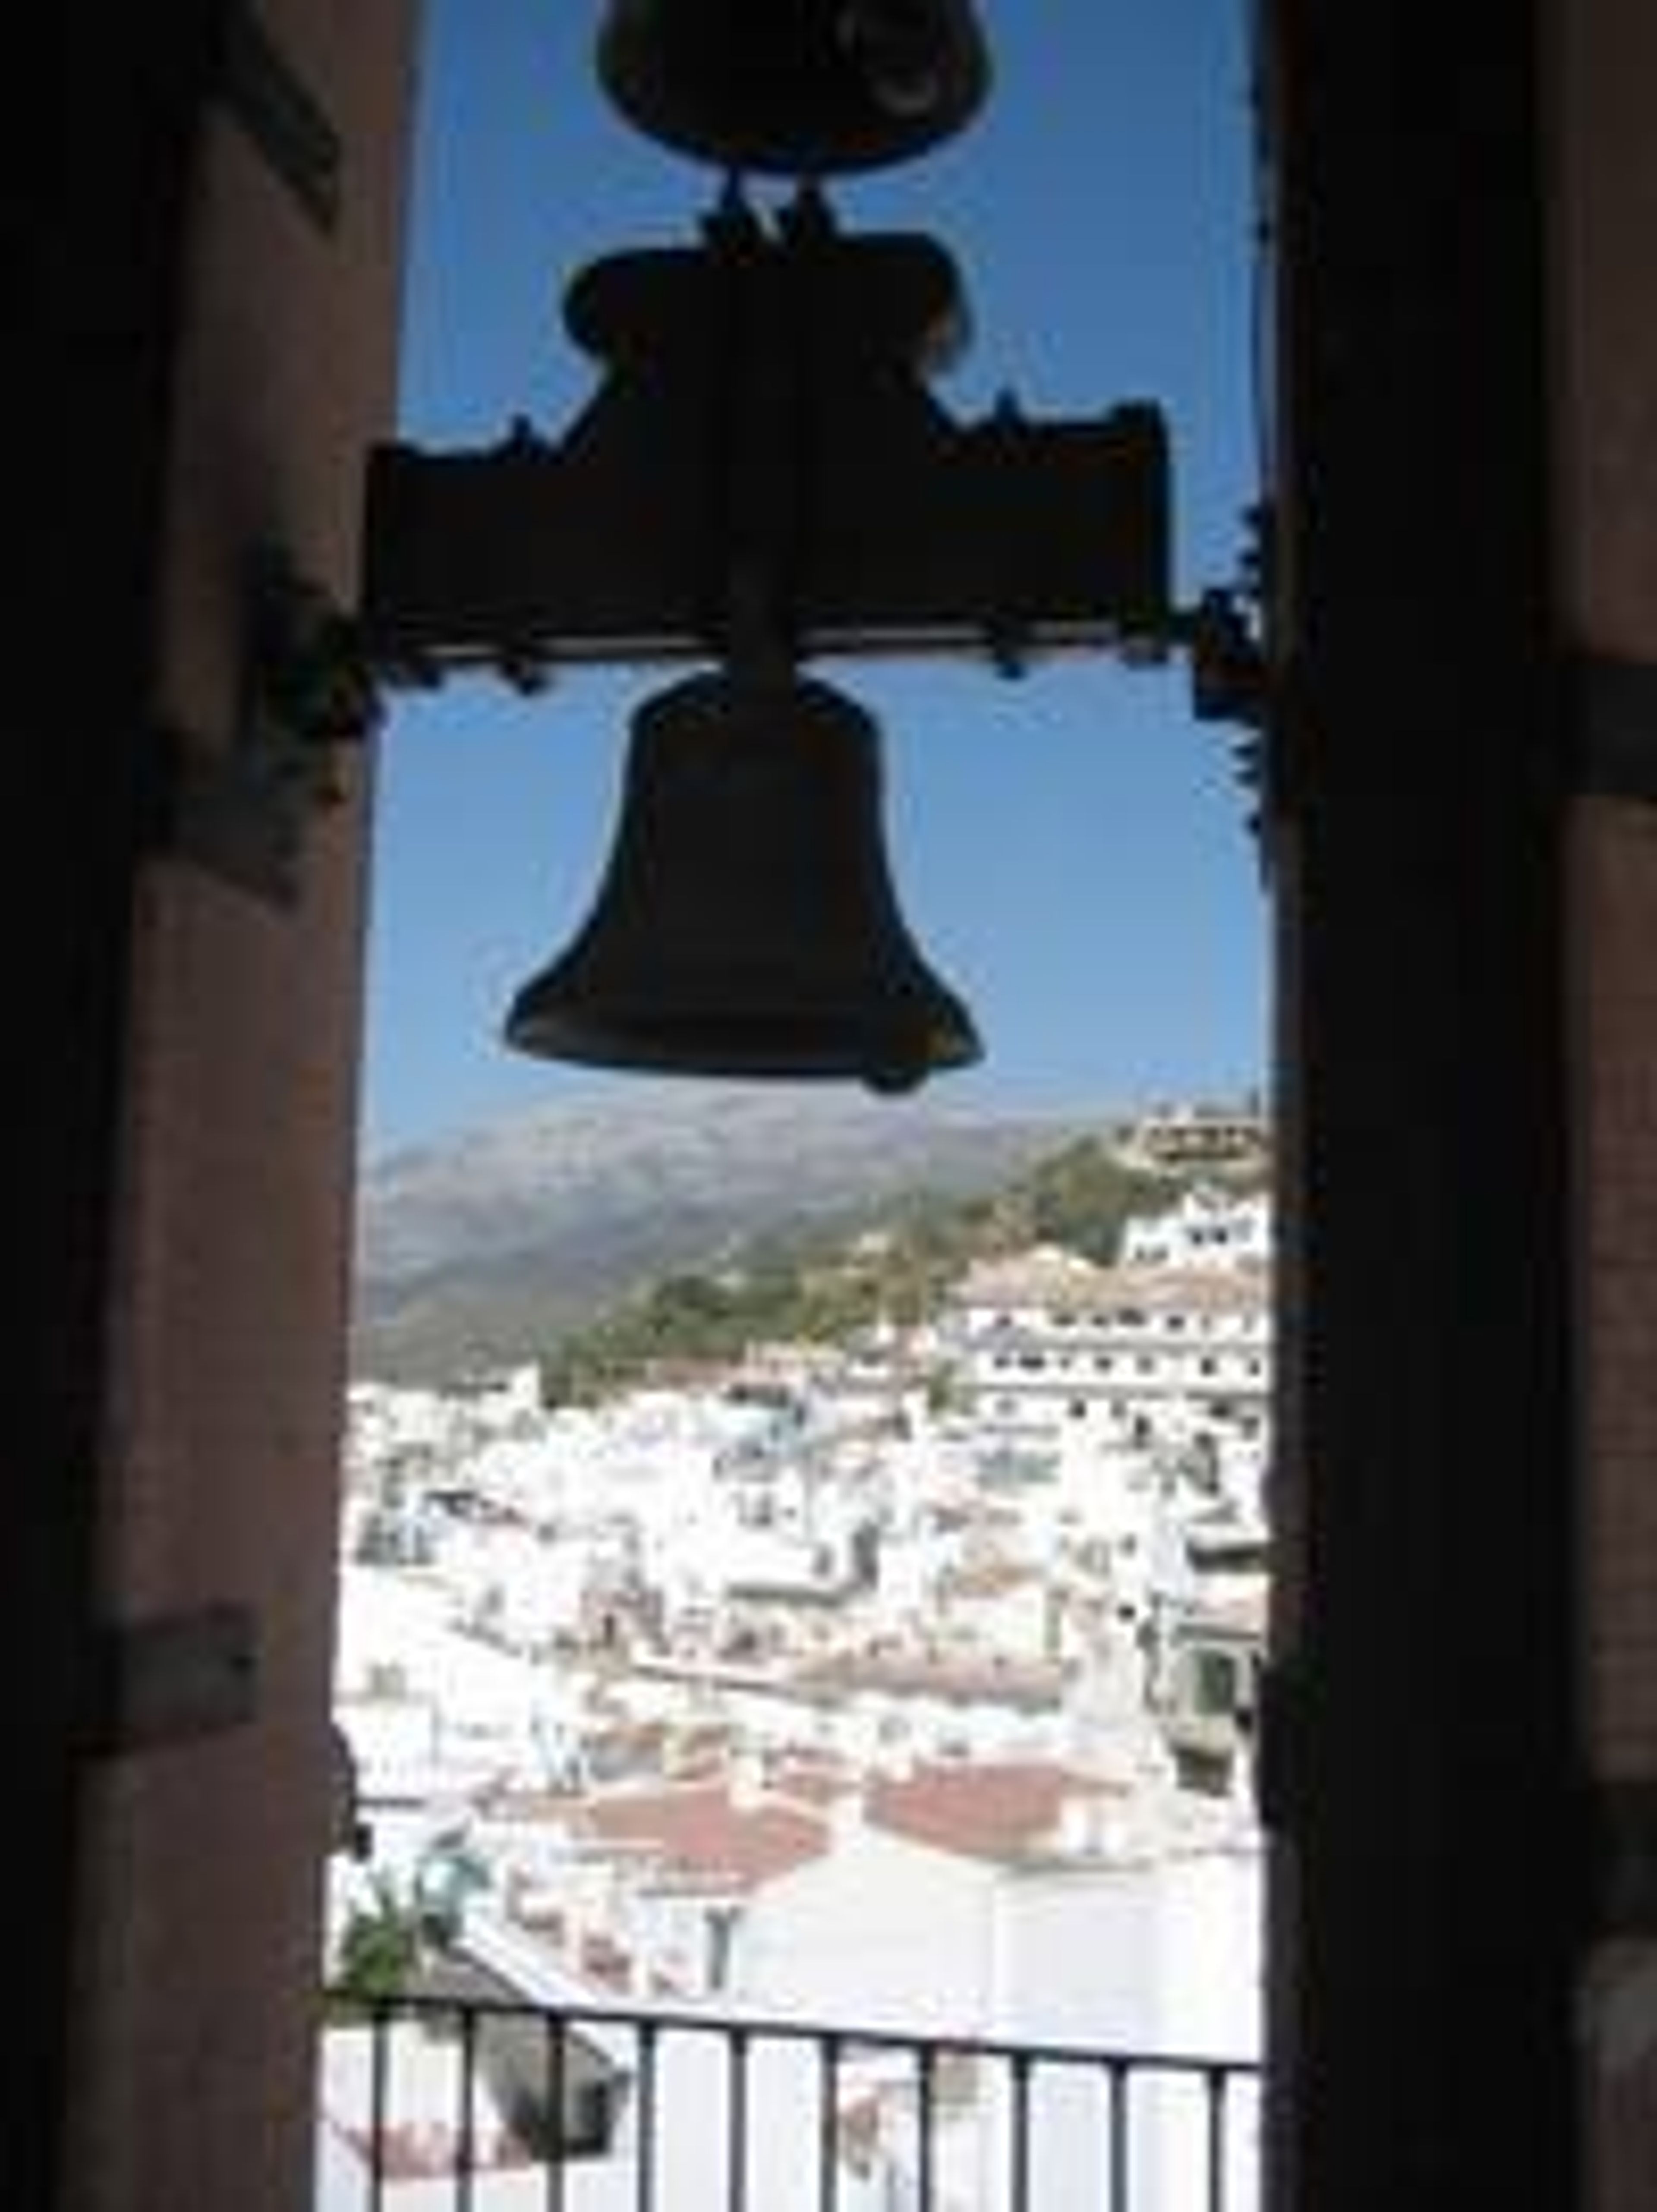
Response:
[1119,1098,1269,1177]
[1119,1183,1271,1272]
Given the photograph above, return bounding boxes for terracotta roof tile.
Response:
[580,1783,828,1891]
[866,1760,1107,1865]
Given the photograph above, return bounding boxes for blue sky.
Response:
[359,4,1266,1158]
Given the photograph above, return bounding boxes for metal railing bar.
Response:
[544,2012,567,2212]
[916,2043,936,2212]
[326,1985,1258,2085]
[634,2019,658,2212]
[1207,2063,1229,2212]
[322,1984,1259,2212]
[454,2001,478,2212]
[1009,2051,1033,2212]
[728,2028,750,2212]
[1106,2058,1130,2212]
[818,2033,841,2212]
[367,1998,390,2212]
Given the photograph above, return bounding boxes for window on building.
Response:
[1192,1648,1240,1715]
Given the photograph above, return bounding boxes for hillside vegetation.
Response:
[353,1088,1267,1385]
[540,1138,1207,1403]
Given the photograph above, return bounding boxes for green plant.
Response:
[331,1872,423,2012]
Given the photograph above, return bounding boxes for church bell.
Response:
[595,0,992,176]
[503,669,982,1093]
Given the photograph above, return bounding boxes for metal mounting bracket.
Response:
[1586,1778,1657,1938]
[361,198,1173,682]
[153,547,379,906]
[1572,650,1657,802]
[217,0,343,234]
[85,1603,260,1756]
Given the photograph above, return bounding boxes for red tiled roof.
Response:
[866,1761,1103,1865]
[581,1783,828,1891]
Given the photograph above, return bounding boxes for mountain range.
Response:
[352,1083,1121,1382]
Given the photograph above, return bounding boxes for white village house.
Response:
[946,1253,1268,1463]
[327,1167,1273,2206]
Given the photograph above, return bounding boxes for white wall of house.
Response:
[1120,1188,1271,1273]
[737,1796,1260,2051]
[737,1812,999,2032]
[1001,1845,1260,2053]
[737,1813,1261,2212]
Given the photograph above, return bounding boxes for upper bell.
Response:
[503,668,982,1093]
[595,0,992,176]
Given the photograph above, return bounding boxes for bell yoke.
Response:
[357,2,1172,1091]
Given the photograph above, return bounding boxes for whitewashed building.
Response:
[736,1760,1262,2212]
[947,1248,1270,1459]
[1117,1101,1269,1177]
[1119,1185,1271,1273]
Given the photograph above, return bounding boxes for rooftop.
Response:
[866,1759,1120,1866]
[580,1781,828,1892]
[956,1252,1268,1317]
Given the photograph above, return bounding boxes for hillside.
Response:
[352,1084,1132,1382]
[536,1129,1207,1404]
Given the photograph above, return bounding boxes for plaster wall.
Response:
[1553,5,1657,2202]
[66,9,419,2209]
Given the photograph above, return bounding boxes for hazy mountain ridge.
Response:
[353,1084,1120,1382]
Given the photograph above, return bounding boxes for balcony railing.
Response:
[319,1988,1260,2212]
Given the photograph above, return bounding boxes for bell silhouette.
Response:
[595,0,992,176]
[504,669,981,1093]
